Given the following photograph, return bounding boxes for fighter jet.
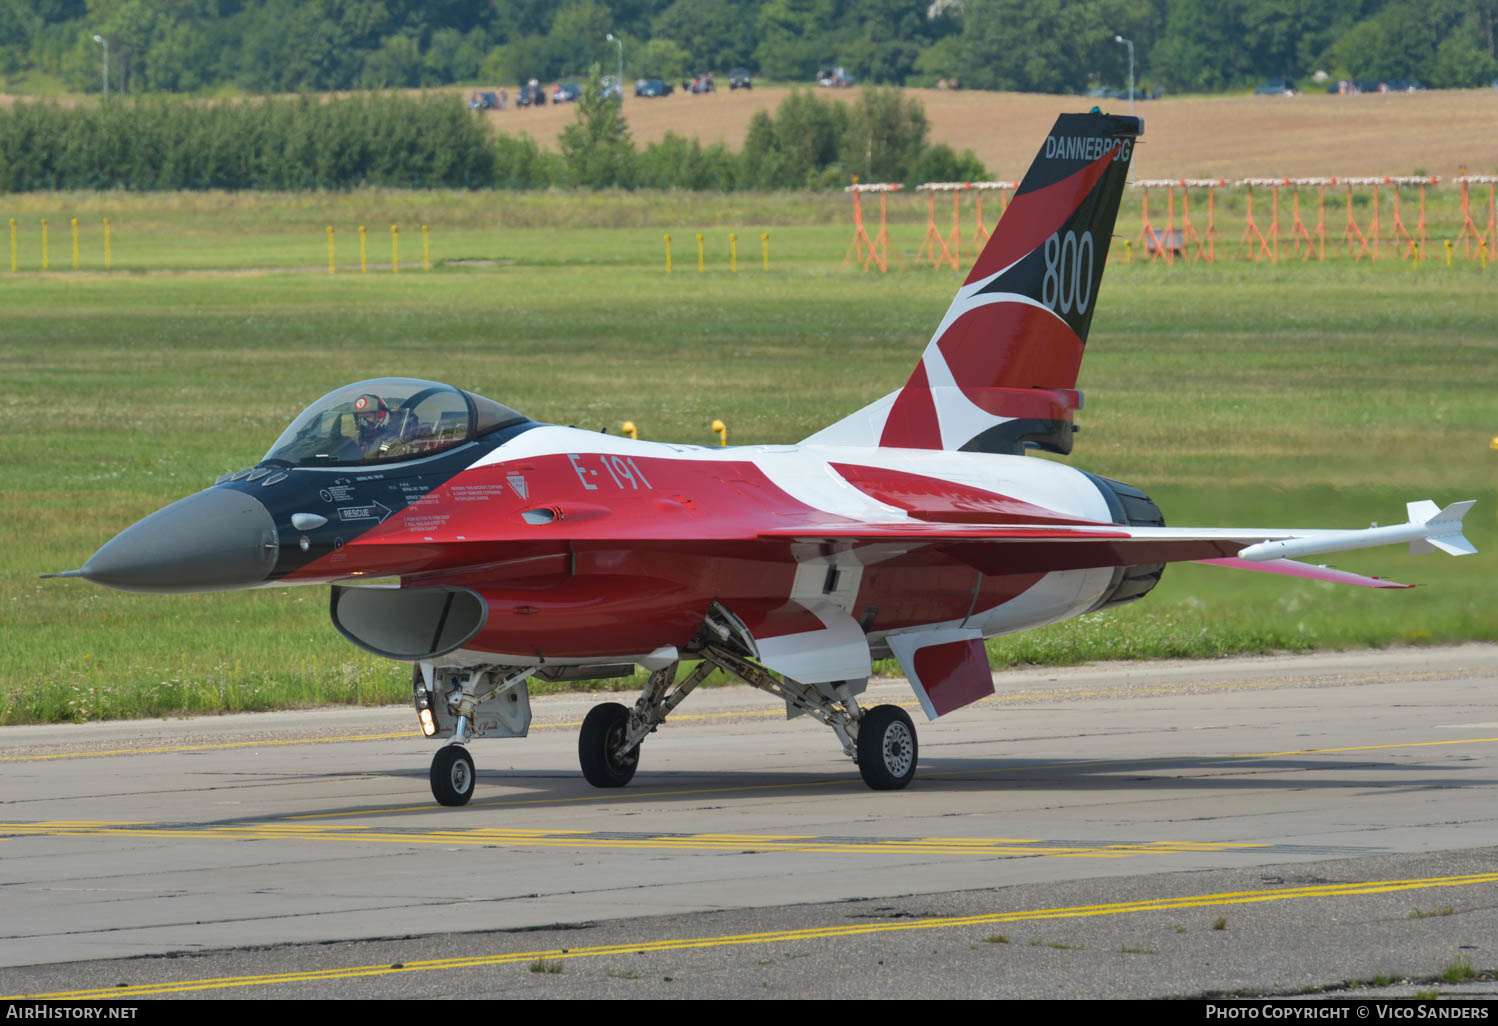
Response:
[53,112,1476,806]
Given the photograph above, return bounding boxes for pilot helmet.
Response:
[352,394,389,433]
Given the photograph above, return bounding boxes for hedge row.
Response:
[0,94,498,191]
[0,92,987,193]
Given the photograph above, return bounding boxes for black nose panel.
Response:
[81,489,279,594]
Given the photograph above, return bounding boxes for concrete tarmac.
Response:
[1,644,1495,999]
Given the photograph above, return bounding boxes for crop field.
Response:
[1,194,1496,724]
[455,85,1498,181]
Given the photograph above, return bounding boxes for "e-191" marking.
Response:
[567,453,655,491]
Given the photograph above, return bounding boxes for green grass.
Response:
[1,191,1495,723]
[1410,906,1456,918]
[1442,957,1476,984]
[0,182,1486,271]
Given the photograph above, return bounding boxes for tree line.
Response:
[2,0,1494,100]
[0,86,988,192]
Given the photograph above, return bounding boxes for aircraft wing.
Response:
[756,499,1477,578]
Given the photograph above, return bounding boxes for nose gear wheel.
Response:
[430,745,476,806]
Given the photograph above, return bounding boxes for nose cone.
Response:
[81,488,279,594]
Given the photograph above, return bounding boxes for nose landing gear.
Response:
[430,745,476,806]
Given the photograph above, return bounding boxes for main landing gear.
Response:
[577,642,919,793]
[416,634,921,805]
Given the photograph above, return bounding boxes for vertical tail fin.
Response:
[806,111,1142,453]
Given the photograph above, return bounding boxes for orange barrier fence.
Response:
[843,176,1481,271]
[971,182,1016,250]
[1134,179,1225,264]
[1455,176,1497,259]
[1134,176,1441,265]
[843,182,903,273]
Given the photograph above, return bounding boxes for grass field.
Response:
[1,195,1495,724]
[0,182,1490,277]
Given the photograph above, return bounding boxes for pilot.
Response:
[352,394,398,457]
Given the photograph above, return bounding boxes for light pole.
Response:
[92,34,109,99]
[605,32,622,96]
[1114,34,1134,115]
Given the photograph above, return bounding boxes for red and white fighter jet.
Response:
[59,112,1476,805]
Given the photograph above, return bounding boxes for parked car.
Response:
[729,67,752,90]
[635,78,673,97]
[467,91,500,110]
[685,72,715,94]
[516,83,547,106]
[1254,78,1296,95]
[1084,85,1160,101]
[816,66,854,87]
[552,81,581,103]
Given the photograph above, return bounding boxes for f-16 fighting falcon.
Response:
[52,112,1476,806]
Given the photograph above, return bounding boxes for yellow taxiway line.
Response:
[0,820,1272,859]
[9,869,1498,1000]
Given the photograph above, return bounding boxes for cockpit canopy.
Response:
[264,378,527,466]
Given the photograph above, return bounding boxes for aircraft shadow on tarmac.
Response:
[262,753,1494,821]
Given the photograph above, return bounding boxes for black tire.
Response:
[856,705,918,790]
[430,745,476,807]
[579,702,640,788]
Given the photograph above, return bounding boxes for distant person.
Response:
[499,88,509,109]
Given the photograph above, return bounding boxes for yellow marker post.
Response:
[326,226,335,275]
[391,225,399,274]
[1124,239,1132,264]
[422,225,430,272]
[359,225,367,274]
[8,219,15,272]
[729,232,738,273]
[71,218,79,270]
[1446,239,1453,268]
[1492,437,1498,525]
[711,419,727,446]
[621,420,638,440]
[103,218,111,270]
[696,233,704,273]
[41,218,48,270]
[664,234,672,274]
[761,232,769,271]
